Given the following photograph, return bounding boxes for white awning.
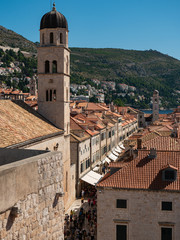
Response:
[108,153,118,161]
[93,166,100,172]
[115,146,122,153]
[81,170,102,186]
[119,144,125,150]
[112,150,119,157]
[102,157,111,164]
[96,161,102,166]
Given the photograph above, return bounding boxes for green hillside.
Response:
[0,25,180,107]
[0,26,37,53]
[70,48,180,107]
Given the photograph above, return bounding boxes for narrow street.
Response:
[64,197,97,240]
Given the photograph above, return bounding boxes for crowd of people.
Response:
[64,186,97,240]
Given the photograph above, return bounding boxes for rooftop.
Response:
[97,150,180,191]
[0,100,62,147]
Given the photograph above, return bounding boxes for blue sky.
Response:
[1,0,180,59]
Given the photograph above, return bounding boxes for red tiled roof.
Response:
[142,136,180,151]
[97,150,180,191]
[70,117,83,131]
[0,100,62,147]
[86,102,105,111]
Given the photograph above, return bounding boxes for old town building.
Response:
[97,149,180,240]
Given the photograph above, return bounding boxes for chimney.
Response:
[137,138,142,149]
[129,146,138,160]
[148,148,157,159]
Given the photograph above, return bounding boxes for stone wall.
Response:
[97,188,180,240]
[0,151,64,240]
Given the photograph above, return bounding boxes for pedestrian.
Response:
[91,199,93,208]
[81,197,84,204]
[88,198,91,206]
[81,189,85,198]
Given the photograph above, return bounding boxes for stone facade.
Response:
[37,6,74,211]
[97,188,180,240]
[0,151,64,240]
[153,90,159,122]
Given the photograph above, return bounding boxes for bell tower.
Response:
[38,3,70,135]
[152,90,159,122]
[38,4,74,210]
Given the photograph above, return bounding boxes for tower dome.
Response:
[40,3,68,30]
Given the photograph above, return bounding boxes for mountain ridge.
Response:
[0,25,180,107]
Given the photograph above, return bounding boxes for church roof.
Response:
[0,100,62,148]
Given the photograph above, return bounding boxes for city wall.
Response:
[0,150,64,240]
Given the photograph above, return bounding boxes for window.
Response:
[66,87,68,102]
[161,227,172,240]
[53,90,56,101]
[60,33,63,44]
[86,159,90,169]
[46,90,49,101]
[66,56,69,74]
[162,202,172,211]
[81,163,83,173]
[52,60,57,73]
[117,199,127,208]
[50,89,52,101]
[116,225,127,240]
[163,169,177,181]
[101,132,106,141]
[45,60,50,73]
[109,131,111,138]
[50,32,54,44]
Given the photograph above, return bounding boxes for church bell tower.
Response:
[38,4,74,210]
[152,90,159,122]
[38,3,70,135]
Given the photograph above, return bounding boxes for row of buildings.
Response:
[69,101,138,196]
[97,106,180,240]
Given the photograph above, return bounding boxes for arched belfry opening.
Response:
[52,61,57,73]
[45,61,50,73]
[60,33,63,44]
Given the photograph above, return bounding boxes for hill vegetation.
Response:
[0,26,180,108]
[70,48,180,108]
[0,26,37,53]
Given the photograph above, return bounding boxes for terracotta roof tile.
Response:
[0,100,61,147]
[98,150,180,191]
[142,136,180,151]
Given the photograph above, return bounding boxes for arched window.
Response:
[46,90,49,101]
[66,56,68,74]
[60,33,63,44]
[42,33,45,44]
[53,90,56,101]
[50,89,52,101]
[66,87,68,102]
[50,32,54,44]
[52,60,57,73]
[45,60,50,73]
